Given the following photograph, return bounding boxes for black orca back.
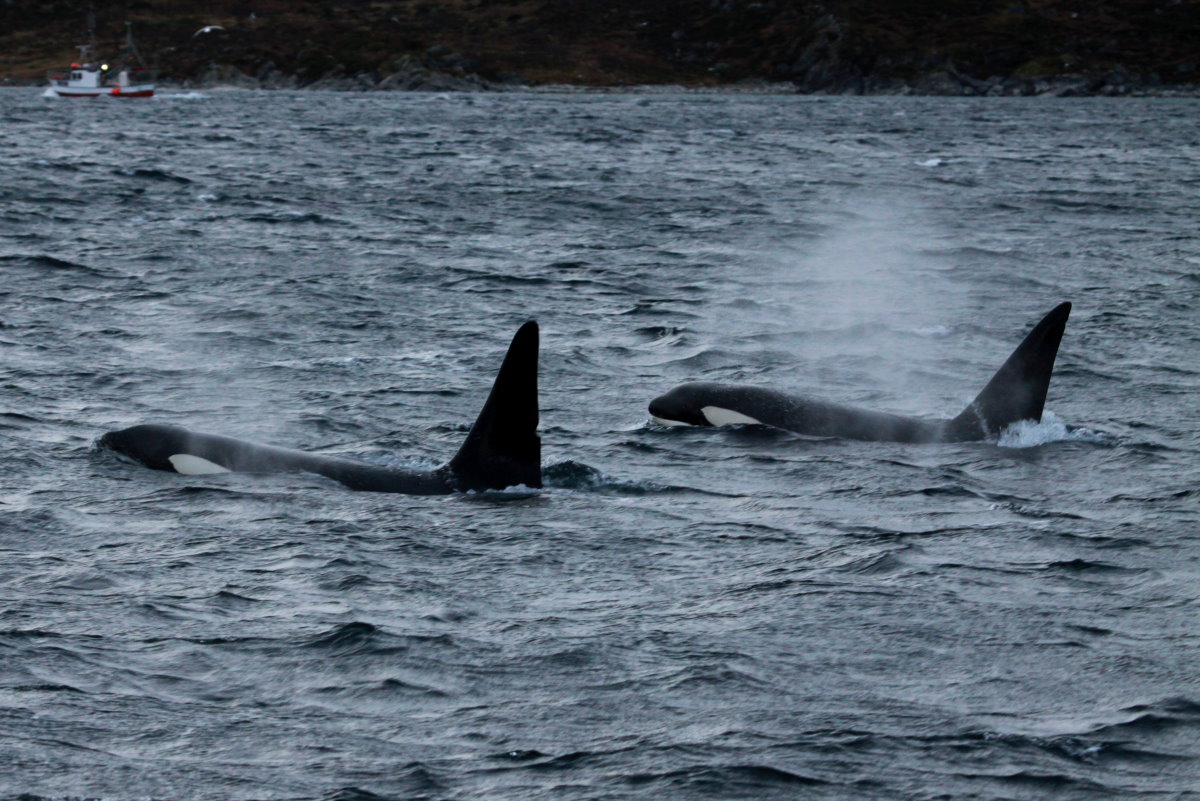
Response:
[945,302,1071,440]
[100,321,542,495]
[447,321,542,490]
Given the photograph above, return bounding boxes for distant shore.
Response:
[11,63,1200,98]
[7,1,1198,100]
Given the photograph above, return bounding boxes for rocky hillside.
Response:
[2,0,1197,93]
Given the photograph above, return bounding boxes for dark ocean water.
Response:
[0,87,1197,800]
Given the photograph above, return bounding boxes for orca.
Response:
[648,303,1071,443]
[100,322,541,494]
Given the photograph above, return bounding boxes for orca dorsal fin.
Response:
[946,302,1071,440]
[447,321,542,490]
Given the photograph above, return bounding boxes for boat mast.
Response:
[124,22,147,68]
[76,3,98,65]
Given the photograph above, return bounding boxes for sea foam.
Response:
[997,411,1106,448]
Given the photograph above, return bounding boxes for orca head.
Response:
[649,383,717,427]
[100,423,201,472]
[650,382,769,428]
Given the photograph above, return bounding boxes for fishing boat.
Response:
[47,16,156,98]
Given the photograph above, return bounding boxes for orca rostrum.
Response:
[648,303,1071,443]
[101,322,542,494]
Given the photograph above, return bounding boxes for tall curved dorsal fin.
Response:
[447,321,542,490]
[947,302,1071,440]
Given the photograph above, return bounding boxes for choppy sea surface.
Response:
[0,88,1197,800]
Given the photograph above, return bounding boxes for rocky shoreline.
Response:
[169,61,1200,97]
[11,62,1197,97]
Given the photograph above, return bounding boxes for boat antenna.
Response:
[76,2,98,65]
[124,21,147,68]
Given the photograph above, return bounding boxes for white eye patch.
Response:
[168,454,231,475]
[701,406,762,426]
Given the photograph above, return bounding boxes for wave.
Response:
[1087,697,1200,737]
[542,459,681,494]
[323,788,394,801]
[963,770,1109,793]
[321,767,444,801]
[0,627,75,640]
[112,167,193,184]
[0,254,111,276]
[625,763,828,790]
[241,210,348,225]
[299,621,460,658]
[832,550,910,576]
[996,412,1110,448]
[979,696,1200,751]
[1042,558,1140,575]
[299,621,386,654]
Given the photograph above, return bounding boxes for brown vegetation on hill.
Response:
[2,0,1197,91]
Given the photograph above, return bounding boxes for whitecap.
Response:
[997,411,1106,448]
